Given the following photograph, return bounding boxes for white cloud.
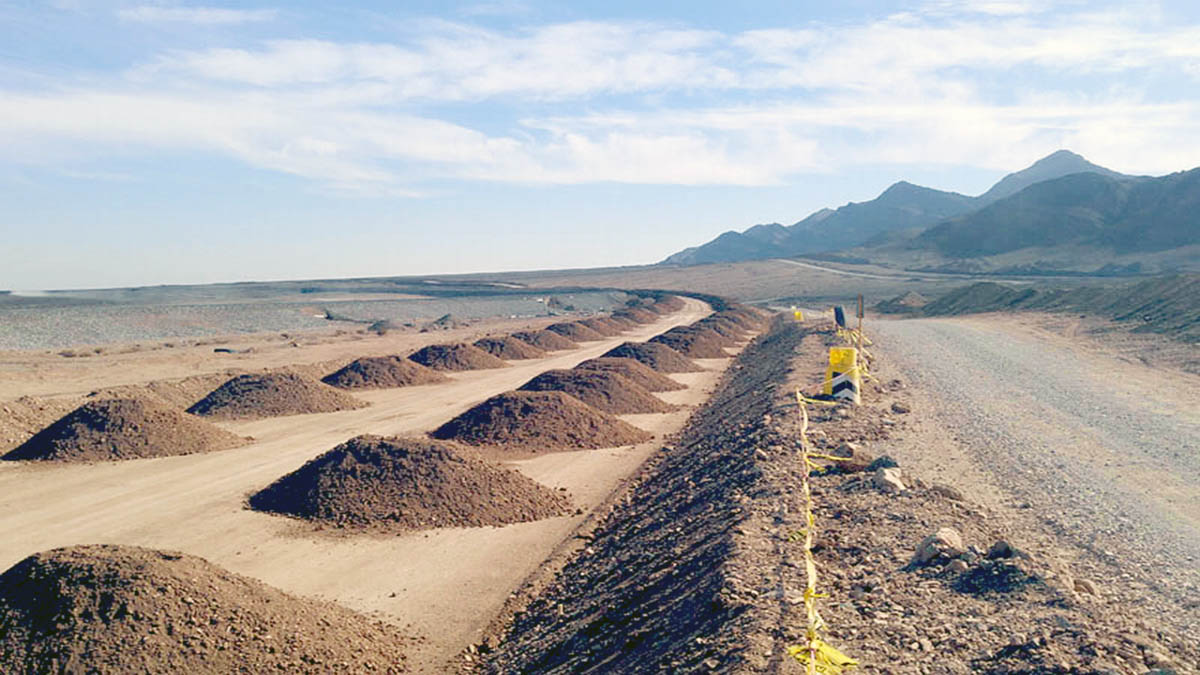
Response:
[117,5,277,25]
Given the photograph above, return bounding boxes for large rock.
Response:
[912,527,966,565]
[873,466,906,493]
[832,441,875,473]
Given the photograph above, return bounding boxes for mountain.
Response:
[976,149,1126,204]
[661,182,975,265]
[660,150,1127,267]
[916,168,1200,258]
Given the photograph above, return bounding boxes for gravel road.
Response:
[875,315,1200,627]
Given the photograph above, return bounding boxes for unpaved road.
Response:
[875,315,1200,615]
[0,299,730,672]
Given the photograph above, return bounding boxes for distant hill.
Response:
[915,168,1200,258]
[660,150,1127,267]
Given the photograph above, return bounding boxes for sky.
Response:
[2,0,1200,290]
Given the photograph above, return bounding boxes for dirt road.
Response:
[0,298,727,672]
[874,314,1200,619]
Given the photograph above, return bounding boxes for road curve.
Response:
[874,315,1200,620]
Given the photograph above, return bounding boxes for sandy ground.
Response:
[0,298,742,672]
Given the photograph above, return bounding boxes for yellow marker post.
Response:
[794,309,804,322]
[823,347,860,405]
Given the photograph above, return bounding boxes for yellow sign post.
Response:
[823,347,860,405]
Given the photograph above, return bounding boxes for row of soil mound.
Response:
[544,322,606,342]
[694,315,747,340]
[518,370,674,414]
[187,373,367,420]
[472,336,546,360]
[573,358,685,392]
[511,329,578,351]
[2,398,249,463]
[575,318,625,337]
[0,544,411,673]
[649,326,733,358]
[407,343,508,371]
[431,391,651,452]
[611,307,660,324]
[248,435,571,532]
[321,356,449,390]
[602,341,702,373]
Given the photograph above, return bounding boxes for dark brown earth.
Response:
[187,373,368,420]
[407,343,508,372]
[650,296,686,314]
[576,318,626,337]
[2,398,248,462]
[611,307,661,324]
[321,356,450,390]
[518,369,675,414]
[471,336,546,360]
[247,435,571,533]
[650,325,734,358]
[0,544,412,673]
[602,341,703,373]
[510,330,579,351]
[573,357,687,392]
[430,390,651,452]
[695,315,749,340]
[545,322,606,342]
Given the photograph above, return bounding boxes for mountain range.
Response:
[660,150,1198,273]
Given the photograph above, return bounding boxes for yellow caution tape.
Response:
[788,391,857,675]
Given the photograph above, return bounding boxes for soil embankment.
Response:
[187,373,367,419]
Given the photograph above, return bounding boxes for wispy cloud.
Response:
[117,5,277,25]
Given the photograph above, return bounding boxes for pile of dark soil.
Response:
[573,358,686,392]
[545,322,606,342]
[248,435,570,532]
[321,356,449,390]
[875,291,930,314]
[472,336,546,360]
[0,544,410,673]
[611,307,660,324]
[602,315,639,330]
[187,373,367,420]
[649,326,732,358]
[713,307,769,331]
[650,296,686,313]
[601,341,702,373]
[407,343,508,371]
[518,369,674,414]
[694,316,747,340]
[576,318,625,337]
[2,398,248,462]
[511,330,579,351]
[430,391,651,451]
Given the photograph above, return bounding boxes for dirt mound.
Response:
[611,307,660,324]
[574,358,686,392]
[713,307,770,331]
[649,327,732,358]
[576,318,625,337]
[3,398,248,462]
[518,369,674,414]
[511,330,579,351]
[694,316,747,340]
[876,291,930,314]
[321,356,449,390]
[407,343,508,371]
[602,315,639,330]
[545,322,606,342]
[472,336,546,360]
[430,391,651,451]
[650,296,686,313]
[0,544,410,673]
[187,373,367,420]
[601,342,703,373]
[248,435,570,532]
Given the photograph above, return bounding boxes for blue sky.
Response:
[3,0,1199,289]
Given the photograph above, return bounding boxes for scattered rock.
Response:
[873,467,907,493]
[1073,578,1098,596]
[912,527,966,565]
[832,441,876,473]
[930,483,966,501]
[890,401,911,414]
[986,540,1027,560]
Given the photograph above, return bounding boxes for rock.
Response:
[986,540,1028,560]
[930,483,965,501]
[832,442,875,473]
[912,527,965,565]
[873,467,906,493]
[891,402,911,414]
[1073,578,1098,596]
[946,559,970,574]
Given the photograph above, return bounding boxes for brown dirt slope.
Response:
[694,316,748,340]
[3,398,248,463]
[408,343,508,371]
[0,544,410,673]
[611,307,660,324]
[472,336,546,360]
[321,356,449,390]
[248,435,570,532]
[576,318,625,337]
[544,322,605,342]
[510,330,578,351]
[649,326,732,358]
[430,391,650,452]
[518,369,674,414]
[601,341,702,373]
[573,358,686,392]
[482,318,790,673]
[187,373,367,420]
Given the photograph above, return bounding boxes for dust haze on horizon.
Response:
[3,0,1200,290]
